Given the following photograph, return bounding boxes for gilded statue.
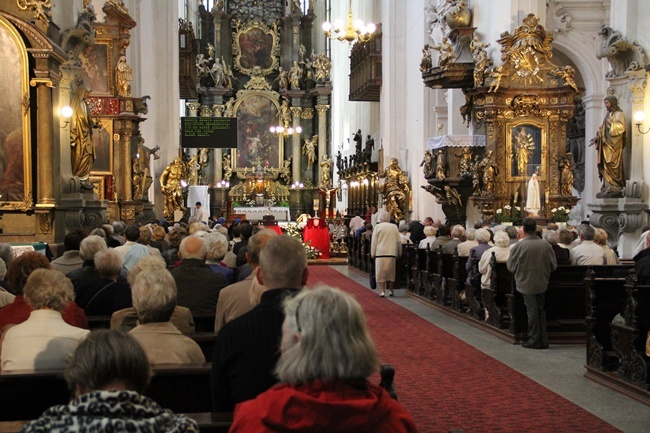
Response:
[559,155,574,196]
[289,61,302,90]
[222,57,235,89]
[455,147,473,177]
[313,53,332,82]
[279,156,292,183]
[224,97,235,117]
[160,157,188,219]
[223,153,232,180]
[275,66,289,91]
[420,150,433,178]
[320,154,332,188]
[487,66,505,93]
[550,66,579,93]
[379,158,410,221]
[444,186,463,212]
[470,35,490,87]
[436,149,446,180]
[278,98,291,128]
[420,45,432,72]
[70,86,95,190]
[590,96,626,197]
[116,56,133,96]
[431,37,456,68]
[132,137,160,200]
[302,135,318,169]
[476,150,498,195]
[513,126,534,176]
[187,149,209,186]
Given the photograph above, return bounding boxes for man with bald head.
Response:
[171,235,227,317]
[212,235,308,411]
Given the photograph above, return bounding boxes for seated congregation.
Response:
[0,219,418,432]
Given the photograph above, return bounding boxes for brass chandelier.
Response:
[322,0,376,44]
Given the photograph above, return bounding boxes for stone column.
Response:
[31,79,55,205]
[315,104,329,186]
[291,107,303,183]
[122,130,134,201]
[186,101,200,117]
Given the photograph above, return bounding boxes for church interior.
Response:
[1,0,650,430]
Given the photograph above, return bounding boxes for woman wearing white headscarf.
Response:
[633,230,650,284]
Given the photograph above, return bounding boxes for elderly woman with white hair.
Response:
[457,228,478,257]
[202,231,235,284]
[465,228,493,276]
[418,225,437,250]
[478,231,512,291]
[128,256,205,365]
[371,213,402,298]
[1,269,90,371]
[229,286,417,432]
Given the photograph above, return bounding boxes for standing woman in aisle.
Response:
[371,214,402,297]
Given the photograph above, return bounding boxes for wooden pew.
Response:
[402,244,418,292]
[435,252,455,306]
[448,254,468,312]
[0,363,213,421]
[465,251,483,320]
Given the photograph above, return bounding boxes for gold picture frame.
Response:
[506,119,547,182]
[0,16,33,211]
[90,119,114,175]
[231,21,280,76]
[80,40,115,97]
[232,92,283,171]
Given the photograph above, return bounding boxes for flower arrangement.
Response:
[551,206,570,223]
[494,205,520,223]
[285,223,321,259]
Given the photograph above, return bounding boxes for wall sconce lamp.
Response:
[216,180,230,188]
[60,105,73,128]
[291,181,305,189]
[634,111,650,134]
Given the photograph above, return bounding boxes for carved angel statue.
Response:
[275,67,289,91]
[420,150,433,178]
[303,135,318,169]
[487,66,506,93]
[320,154,333,188]
[215,0,224,11]
[223,153,233,181]
[550,66,579,93]
[195,54,210,77]
[431,37,456,68]
[278,98,291,128]
[116,56,133,97]
[289,61,303,90]
[470,36,490,87]
[206,43,215,60]
[420,45,433,72]
[279,156,292,184]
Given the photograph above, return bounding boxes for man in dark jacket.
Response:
[171,235,227,318]
[211,235,307,411]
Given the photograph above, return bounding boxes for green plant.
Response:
[494,205,519,223]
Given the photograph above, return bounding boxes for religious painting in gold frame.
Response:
[232,92,282,171]
[231,21,280,76]
[0,16,33,210]
[90,119,113,174]
[506,119,547,182]
[80,40,114,97]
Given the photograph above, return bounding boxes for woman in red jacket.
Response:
[230,285,418,433]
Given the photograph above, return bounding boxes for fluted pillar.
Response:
[212,104,223,184]
[291,107,303,183]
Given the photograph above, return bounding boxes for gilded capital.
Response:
[315,104,330,115]
[29,78,54,88]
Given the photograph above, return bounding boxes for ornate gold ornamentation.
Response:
[315,105,330,115]
[231,20,280,76]
[20,191,33,212]
[36,212,51,234]
[29,78,54,88]
[505,119,547,182]
[16,0,52,25]
[22,93,30,115]
[243,67,272,91]
[121,207,135,222]
[301,108,314,119]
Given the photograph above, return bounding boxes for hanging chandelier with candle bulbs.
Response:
[322,0,376,45]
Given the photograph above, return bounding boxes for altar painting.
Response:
[506,121,546,181]
[80,41,113,96]
[232,22,280,76]
[0,17,31,206]
[233,94,281,170]
[90,119,113,174]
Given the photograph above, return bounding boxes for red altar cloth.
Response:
[302,218,330,259]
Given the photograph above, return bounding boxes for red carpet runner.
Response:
[307,266,619,433]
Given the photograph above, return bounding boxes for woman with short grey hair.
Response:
[79,249,132,316]
[21,329,199,432]
[229,286,417,432]
[128,260,205,365]
[1,269,89,371]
